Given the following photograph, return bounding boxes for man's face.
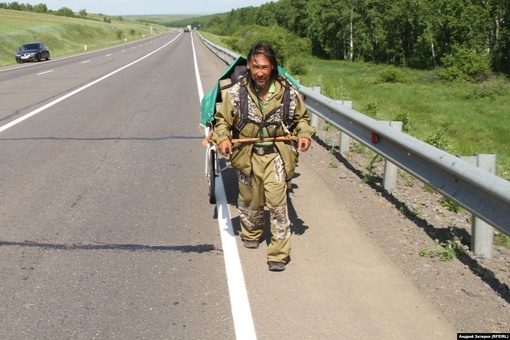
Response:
[248,53,274,90]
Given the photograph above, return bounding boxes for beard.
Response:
[254,80,268,90]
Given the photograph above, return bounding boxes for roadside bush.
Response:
[438,46,490,82]
[363,99,379,118]
[378,67,412,84]
[286,57,310,76]
[225,25,311,66]
[425,129,455,153]
[393,111,413,132]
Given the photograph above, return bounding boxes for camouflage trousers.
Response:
[237,152,291,263]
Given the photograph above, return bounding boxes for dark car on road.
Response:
[15,42,50,63]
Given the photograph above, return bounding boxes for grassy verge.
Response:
[298,60,510,180]
[200,31,228,47]
[0,9,169,66]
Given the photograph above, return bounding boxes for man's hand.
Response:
[218,139,232,157]
[297,137,311,152]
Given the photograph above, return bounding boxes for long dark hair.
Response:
[246,42,280,91]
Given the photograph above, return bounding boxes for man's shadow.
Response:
[287,173,309,236]
[219,161,309,245]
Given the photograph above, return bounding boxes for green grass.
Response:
[298,59,510,180]
[495,232,510,248]
[0,9,170,66]
[200,31,228,47]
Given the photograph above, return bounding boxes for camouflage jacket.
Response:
[212,77,315,179]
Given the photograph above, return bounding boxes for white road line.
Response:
[37,70,54,75]
[215,176,257,340]
[190,33,257,340]
[81,60,90,64]
[0,34,181,134]
[191,32,204,103]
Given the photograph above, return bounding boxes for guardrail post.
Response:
[380,121,403,192]
[311,87,321,131]
[337,101,352,154]
[461,154,496,258]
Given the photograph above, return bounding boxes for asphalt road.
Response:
[0,32,459,339]
[1,32,233,339]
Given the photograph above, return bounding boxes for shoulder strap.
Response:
[282,81,292,125]
[235,81,249,132]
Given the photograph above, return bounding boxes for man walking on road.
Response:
[213,42,315,271]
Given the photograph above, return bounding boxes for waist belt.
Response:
[253,145,276,156]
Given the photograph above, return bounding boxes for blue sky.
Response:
[22,0,274,15]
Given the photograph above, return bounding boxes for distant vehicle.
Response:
[184,27,189,33]
[15,42,50,63]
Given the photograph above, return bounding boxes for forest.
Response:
[194,0,510,79]
[3,0,510,79]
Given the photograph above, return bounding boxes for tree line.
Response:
[4,0,509,78]
[0,2,88,18]
[199,0,510,78]
[0,2,123,23]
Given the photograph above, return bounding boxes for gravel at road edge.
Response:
[304,125,510,333]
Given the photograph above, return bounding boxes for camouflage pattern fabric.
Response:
[270,205,291,240]
[238,197,264,231]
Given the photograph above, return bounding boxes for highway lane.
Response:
[0,33,178,128]
[0,33,234,339]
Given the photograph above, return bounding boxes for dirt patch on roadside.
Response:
[305,123,510,333]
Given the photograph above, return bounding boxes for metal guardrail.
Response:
[197,33,510,239]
